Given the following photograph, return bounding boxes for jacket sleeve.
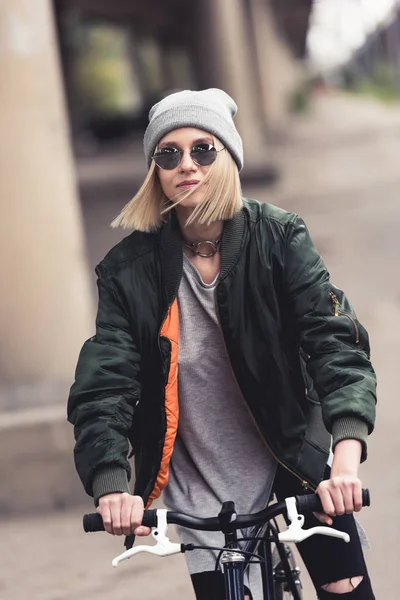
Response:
[67,268,141,496]
[283,216,377,452]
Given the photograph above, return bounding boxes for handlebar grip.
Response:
[142,509,157,528]
[362,488,370,506]
[83,509,158,532]
[83,513,104,532]
[296,488,370,514]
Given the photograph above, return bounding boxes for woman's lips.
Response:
[178,180,200,189]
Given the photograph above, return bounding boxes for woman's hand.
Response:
[96,492,151,536]
[314,439,363,525]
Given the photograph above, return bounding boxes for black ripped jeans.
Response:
[191,467,375,599]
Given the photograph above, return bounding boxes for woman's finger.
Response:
[109,498,123,535]
[316,481,336,517]
[121,494,134,536]
[130,496,149,535]
[313,511,333,526]
[353,481,363,512]
[341,478,356,513]
[134,525,152,536]
[97,503,114,535]
[327,477,345,516]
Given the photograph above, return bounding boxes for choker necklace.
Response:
[183,236,222,258]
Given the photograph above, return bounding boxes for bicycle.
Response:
[83,489,370,600]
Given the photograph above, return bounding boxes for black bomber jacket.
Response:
[67,199,377,506]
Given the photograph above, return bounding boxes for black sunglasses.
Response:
[152,143,225,170]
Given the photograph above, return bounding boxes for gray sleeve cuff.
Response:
[332,417,369,462]
[92,466,131,506]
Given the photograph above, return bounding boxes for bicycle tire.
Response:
[272,545,303,600]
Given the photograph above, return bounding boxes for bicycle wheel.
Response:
[272,545,303,600]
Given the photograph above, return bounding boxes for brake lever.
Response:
[278,497,350,544]
[112,510,182,567]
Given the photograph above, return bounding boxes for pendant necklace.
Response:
[183,237,222,258]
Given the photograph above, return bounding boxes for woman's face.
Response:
[155,127,216,208]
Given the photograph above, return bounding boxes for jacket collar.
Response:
[160,205,247,304]
[220,205,246,280]
[160,211,183,306]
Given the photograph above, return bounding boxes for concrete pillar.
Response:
[192,0,267,174]
[53,3,86,138]
[126,28,147,104]
[248,0,300,132]
[0,0,94,410]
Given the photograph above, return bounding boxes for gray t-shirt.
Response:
[163,255,277,598]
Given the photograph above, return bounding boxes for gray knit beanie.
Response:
[143,88,243,171]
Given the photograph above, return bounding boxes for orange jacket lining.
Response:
[146,299,179,507]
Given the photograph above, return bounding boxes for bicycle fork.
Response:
[221,550,246,600]
[219,501,247,600]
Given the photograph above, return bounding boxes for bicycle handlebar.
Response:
[83,489,370,533]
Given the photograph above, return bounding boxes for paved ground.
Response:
[3,91,400,599]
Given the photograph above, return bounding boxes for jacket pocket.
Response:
[329,291,360,345]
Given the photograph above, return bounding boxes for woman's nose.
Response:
[179,149,198,172]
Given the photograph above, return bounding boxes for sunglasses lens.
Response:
[192,147,217,166]
[153,151,180,170]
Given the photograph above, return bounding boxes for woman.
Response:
[68,88,376,599]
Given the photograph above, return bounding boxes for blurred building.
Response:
[307,0,400,88]
[340,7,400,95]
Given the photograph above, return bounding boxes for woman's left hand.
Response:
[314,439,363,525]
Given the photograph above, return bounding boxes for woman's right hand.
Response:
[96,492,151,536]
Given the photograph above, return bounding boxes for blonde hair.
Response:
[111,146,243,232]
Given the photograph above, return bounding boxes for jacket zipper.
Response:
[329,292,360,344]
[214,292,315,492]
